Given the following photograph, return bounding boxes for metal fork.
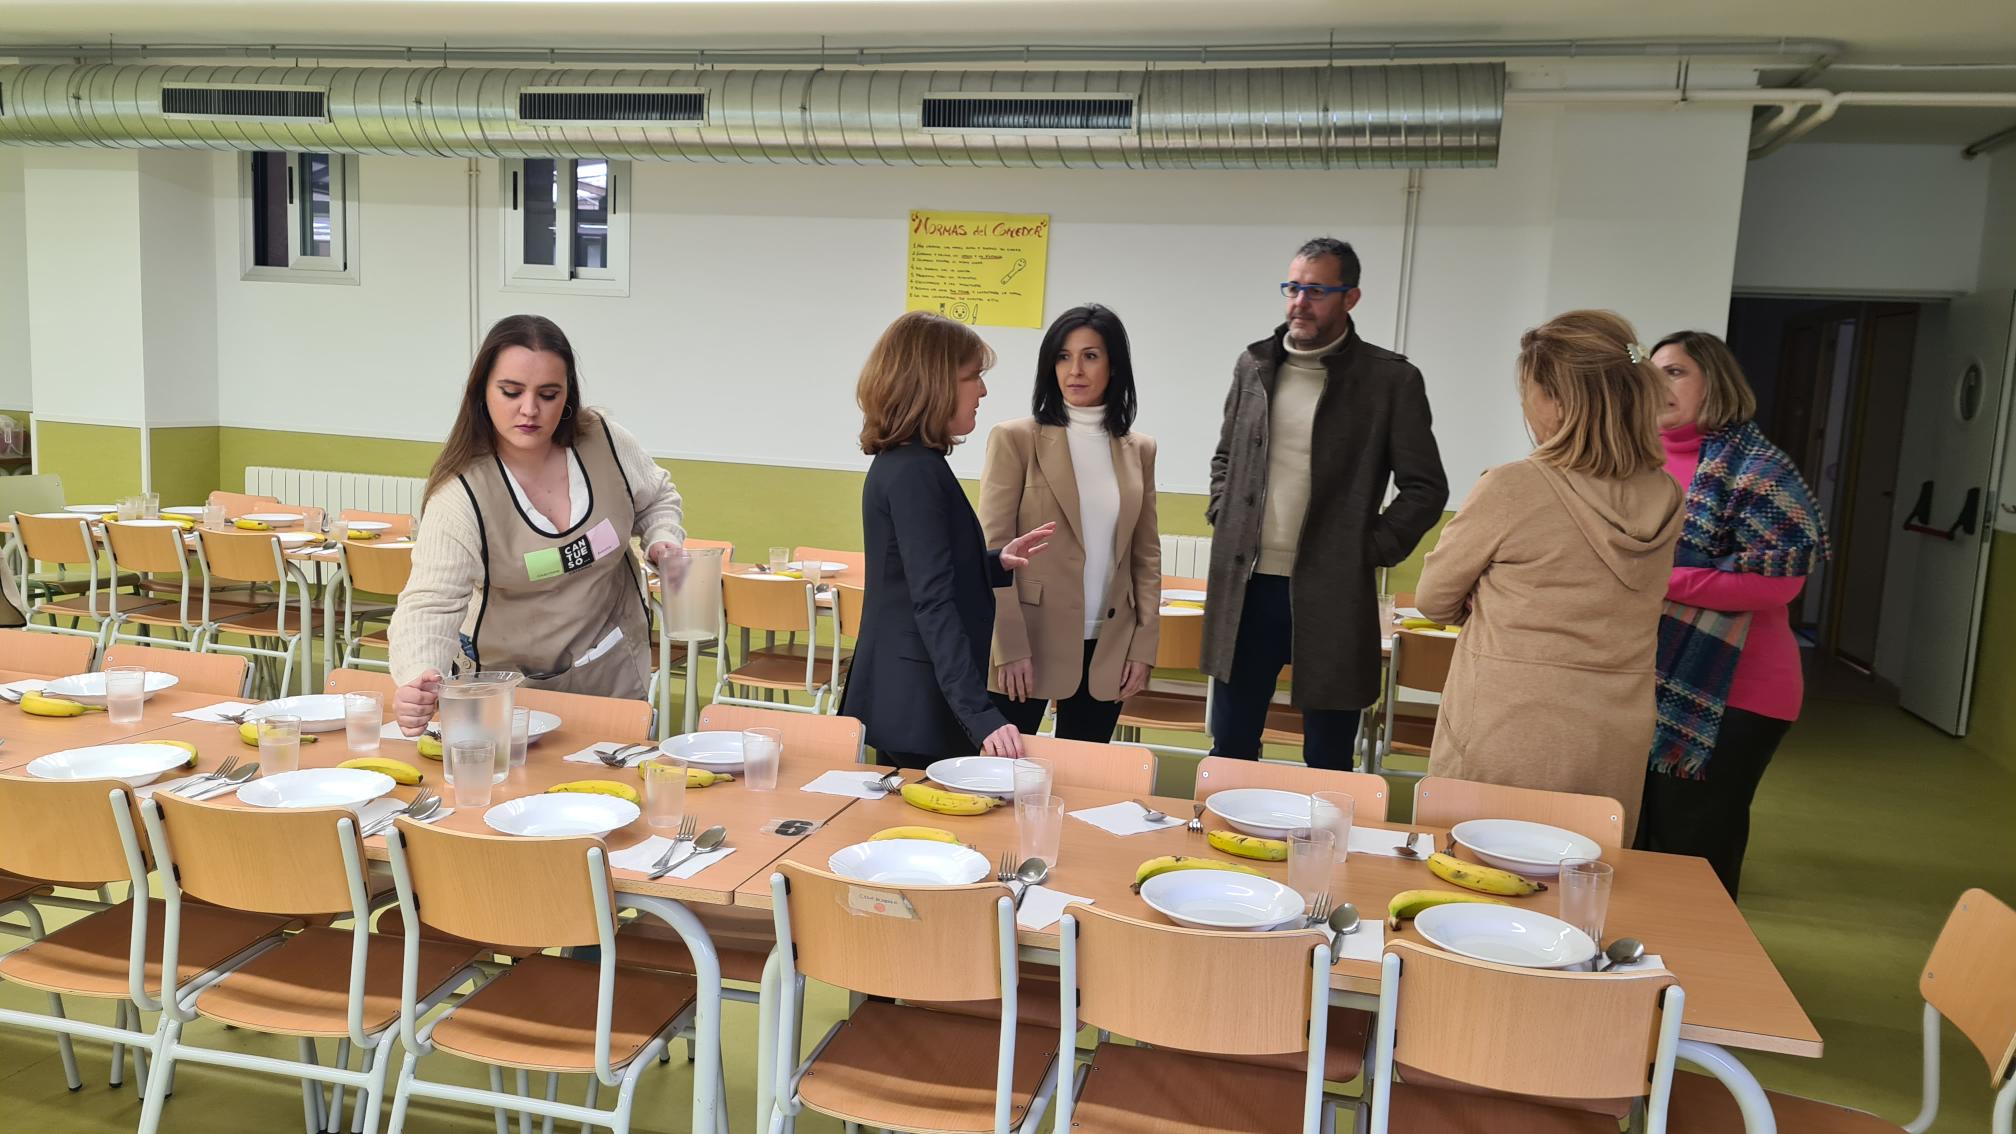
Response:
[1306,892,1333,929]
[596,743,655,768]
[174,752,240,795]
[363,789,439,837]
[648,815,698,874]
[997,850,1016,884]
[1187,802,1206,833]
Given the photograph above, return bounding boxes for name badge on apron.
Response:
[523,518,622,582]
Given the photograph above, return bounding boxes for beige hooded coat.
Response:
[1415,458,1683,840]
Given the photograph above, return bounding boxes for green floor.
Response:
[1,678,2011,1131]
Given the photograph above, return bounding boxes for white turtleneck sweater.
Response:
[1257,328,1349,576]
[1065,402,1121,639]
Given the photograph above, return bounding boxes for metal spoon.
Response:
[596,743,655,768]
[1596,937,1645,973]
[652,826,727,879]
[187,762,260,799]
[1129,798,1170,824]
[1393,831,1424,859]
[866,770,904,795]
[1329,902,1361,937]
[1010,858,1049,909]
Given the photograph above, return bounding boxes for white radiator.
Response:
[1159,534,1212,578]
[244,466,427,522]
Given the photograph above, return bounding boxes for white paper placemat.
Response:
[1016,886,1093,931]
[563,742,653,769]
[1347,828,1438,858]
[1327,916,1384,963]
[377,722,424,744]
[1603,953,1665,974]
[800,770,897,799]
[1069,802,1183,836]
[608,836,741,880]
[174,701,258,723]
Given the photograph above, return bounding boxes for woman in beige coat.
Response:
[980,304,1161,742]
[1416,310,1682,839]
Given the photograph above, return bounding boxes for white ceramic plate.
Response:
[27,743,193,788]
[1204,787,1317,839]
[1163,589,1207,604]
[525,710,562,744]
[28,512,87,520]
[343,520,392,532]
[1414,903,1597,969]
[240,512,306,525]
[237,768,395,810]
[163,506,207,517]
[658,731,744,769]
[827,840,991,886]
[246,694,348,732]
[1450,819,1603,878]
[1159,606,1204,617]
[1138,869,1305,931]
[119,518,189,529]
[277,532,319,546]
[925,755,1018,797]
[484,794,639,838]
[42,671,180,705]
[64,504,115,514]
[788,560,849,574]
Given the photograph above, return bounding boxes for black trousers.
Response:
[1210,573,1361,772]
[990,639,1127,743]
[1634,706,1793,899]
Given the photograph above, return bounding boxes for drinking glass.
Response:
[328,519,350,542]
[741,728,781,790]
[641,757,688,830]
[259,715,302,775]
[1016,794,1065,868]
[1377,592,1397,633]
[448,742,496,808]
[1011,758,1053,804]
[509,708,532,769]
[1287,827,1337,906]
[117,496,142,522]
[202,503,226,529]
[141,492,160,519]
[344,691,383,753]
[800,559,824,587]
[104,666,146,726]
[1310,791,1354,863]
[1559,858,1615,947]
[768,547,790,575]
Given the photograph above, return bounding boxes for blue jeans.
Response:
[1210,574,1362,771]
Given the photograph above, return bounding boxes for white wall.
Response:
[24,151,147,424]
[138,151,219,426]
[203,101,1754,500]
[0,149,28,411]
[1980,145,2016,533]
[1734,143,1992,298]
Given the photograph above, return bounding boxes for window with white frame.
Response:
[503,158,629,294]
[242,151,357,282]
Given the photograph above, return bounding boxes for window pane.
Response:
[297,153,333,259]
[250,153,289,268]
[522,159,560,266]
[573,159,609,271]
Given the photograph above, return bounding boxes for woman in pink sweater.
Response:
[1637,331,1828,897]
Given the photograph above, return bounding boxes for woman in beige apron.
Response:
[390,315,684,732]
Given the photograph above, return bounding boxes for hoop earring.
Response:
[561,404,576,420]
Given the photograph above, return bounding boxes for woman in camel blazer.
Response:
[979,304,1161,743]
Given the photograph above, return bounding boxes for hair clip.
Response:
[1626,343,1650,365]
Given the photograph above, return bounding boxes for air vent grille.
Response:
[921,95,1135,133]
[518,90,706,124]
[162,86,327,120]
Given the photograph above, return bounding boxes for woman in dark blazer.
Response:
[838,312,1054,768]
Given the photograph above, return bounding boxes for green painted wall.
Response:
[35,421,142,505]
[1966,531,2016,776]
[149,426,220,509]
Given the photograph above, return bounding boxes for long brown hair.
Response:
[1652,329,1758,432]
[424,315,586,503]
[857,311,996,455]
[1518,309,1666,480]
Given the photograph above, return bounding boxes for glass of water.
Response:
[741,728,781,791]
[202,503,227,529]
[509,708,532,769]
[768,546,790,575]
[104,666,146,726]
[1311,791,1355,863]
[1012,758,1053,803]
[1016,793,1065,868]
[344,692,383,753]
[1560,858,1615,948]
[1287,827,1338,906]
[1378,592,1397,634]
[448,742,496,808]
[259,715,302,774]
[641,757,687,830]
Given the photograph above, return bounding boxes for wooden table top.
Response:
[733,782,1822,1058]
[0,681,240,769]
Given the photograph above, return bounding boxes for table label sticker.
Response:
[845,886,918,920]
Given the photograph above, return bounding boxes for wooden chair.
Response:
[132,793,480,1134]
[715,573,838,715]
[1056,903,1344,1134]
[382,820,725,1134]
[1668,887,2016,1133]
[1412,778,1625,850]
[336,540,414,672]
[0,776,294,1100]
[100,519,250,654]
[194,527,321,698]
[206,490,280,520]
[327,668,397,699]
[1115,602,1209,759]
[11,511,161,654]
[1020,734,1156,794]
[0,626,94,676]
[1368,940,1684,1133]
[1193,755,1391,822]
[102,643,249,698]
[826,582,867,710]
[766,861,1061,1134]
[1370,629,1455,777]
[338,509,414,539]
[516,686,654,743]
[698,703,864,764]
[790,546,865,584]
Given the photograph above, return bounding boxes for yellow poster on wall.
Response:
[905,210,1050,328]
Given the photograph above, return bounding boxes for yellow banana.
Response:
[416,735,443,760]
[1206,829,1289,862]
[238,721,318,746]
[899,782,1001,816]
[339,757,423,785]
[1385,888,1510,930]
[686,769,733,788]
[1426,852,1546,896]
[21,692,102,717]
[1131,854,1267,892]
[233,518,273,531]
[97,513,119,523]
[1165,600,1205,610]
[547,780,640,805]
[157,740,199,768]
[870,825,962,845]
[346,529,379,541]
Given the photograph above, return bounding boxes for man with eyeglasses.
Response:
[1201,236,1448,770]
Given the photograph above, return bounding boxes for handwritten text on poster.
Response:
[905,210,1050,328]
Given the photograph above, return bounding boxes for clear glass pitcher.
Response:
[437,670,522,784]
[658,545,724,640]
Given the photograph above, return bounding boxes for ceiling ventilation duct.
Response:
[0,62,1504,168]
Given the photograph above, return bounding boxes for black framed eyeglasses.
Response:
[1281,282,1354,300]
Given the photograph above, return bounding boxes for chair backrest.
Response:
[267,503,324,530]
[1193,755,1390,822]
[151,793,359,915]
[697,703,863,763]
[13,511,96,566]
[721,572,815,635]
[791,547,866,575]
[516,687,653,742]
[1067,903,1319,1055]
[207,490,279,519]
[103,519,193,576]
[1381,940,1677,1101]
[1391,630,1456,693]
[1921,887,2016,1085]
[341,540,415,596]
[0,474,65,517]
[103,643,248,697]
[683,538,734,555]
[339,509,414,539]
[0,776,138,886]
[1412,777,1624,849]
[1020,734,1155,793]
[197,527,286,585]
[327,667,397,698]
[1162,574,1206,592]
[1152,608,1205,669]
[833,583,867,640]
[0,626,95,676]
[393,820,610,949]
[776,861,1008,1002]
